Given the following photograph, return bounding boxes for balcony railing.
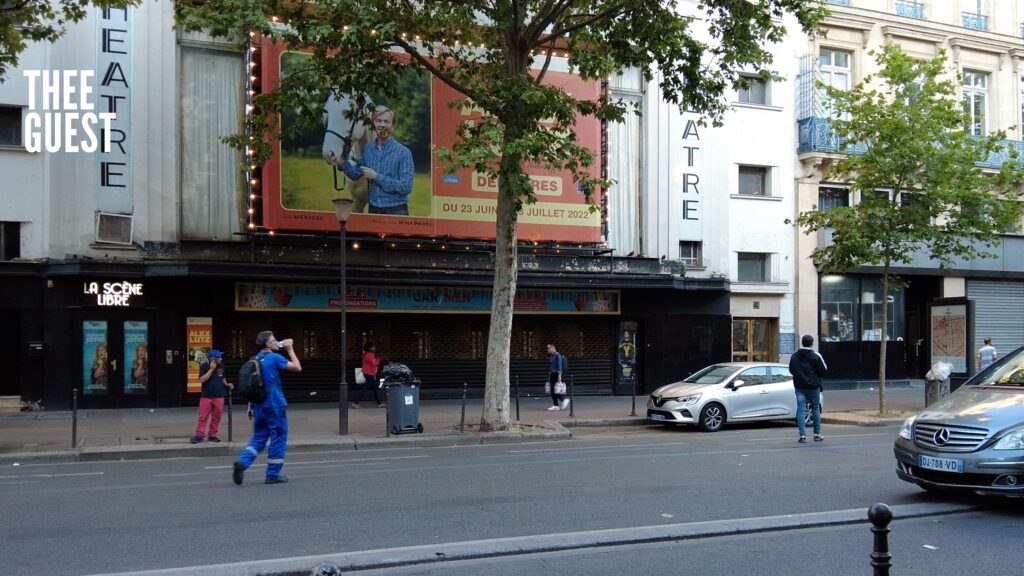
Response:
[895,1,923,19]
[962,11,988,31]
[1019,21,1024,38]
[975,138,1024,169]
[823,0,851,4]
[797,117,868,155]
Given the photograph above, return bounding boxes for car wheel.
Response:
[698,403,725,432]
[804,402,814,427]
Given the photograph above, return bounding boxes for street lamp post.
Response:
[333,198,355,435]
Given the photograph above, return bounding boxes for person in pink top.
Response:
[352,343,384,408]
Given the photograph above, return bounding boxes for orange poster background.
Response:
[260,39,602,242]
[186,317,212,394]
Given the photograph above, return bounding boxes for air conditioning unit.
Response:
[95,212,133,245]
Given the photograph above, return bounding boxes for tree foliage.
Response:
[0,0,140,81]
[792,45,1024,412]
[175,0,824,430]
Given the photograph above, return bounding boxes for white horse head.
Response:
[322,93,373,166]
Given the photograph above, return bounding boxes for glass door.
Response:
[80,314,154,407]
[732,318,775,362]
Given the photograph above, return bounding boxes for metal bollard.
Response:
[869,503,893,576]
[71,388,78,450]
[227,388,233,443]
[569,374,575,417]
[514,375,520,421]
[459,382,468,433]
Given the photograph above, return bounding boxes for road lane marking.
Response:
[0,471,104,479]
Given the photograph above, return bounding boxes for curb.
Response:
[0,428,575,465]
[0,413,906,464]
[87,501,973,576]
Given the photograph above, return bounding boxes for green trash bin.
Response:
[386,382,423,435]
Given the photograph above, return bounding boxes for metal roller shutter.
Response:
[967,280,1024,355]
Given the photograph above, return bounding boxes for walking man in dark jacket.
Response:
[789,334,827,443]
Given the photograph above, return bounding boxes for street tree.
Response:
[792,45,1024,414]
[0,0,140,81]
[175,0,824,430]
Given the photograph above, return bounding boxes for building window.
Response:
[819,48,851,118]
[820,275,905,342]
[679,241,703,266]
[738,75,768,105]
[962,70,988,136]
[818,187,849,213]
[738,165,769,197]
[0,222,19,260]
[0,106,22,147]
[737,252,768,282]
[961,0,988,30]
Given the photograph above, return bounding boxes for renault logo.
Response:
[933,428,950,446]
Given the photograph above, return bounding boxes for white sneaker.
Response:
[560,398,570,410]
[547,405,561,411]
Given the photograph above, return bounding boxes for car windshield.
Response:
[972,348,1024,387]
[683,365,737,385]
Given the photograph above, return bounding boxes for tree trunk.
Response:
[480,149,524,431]
[878,268,890,415]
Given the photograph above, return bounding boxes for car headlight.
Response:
[994,428,1024,450]
[675,393,701,405]
[898,416,915,440]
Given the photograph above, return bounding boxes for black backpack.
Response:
[237,352,267,403]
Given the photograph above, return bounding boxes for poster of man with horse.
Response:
[259,39,601,243]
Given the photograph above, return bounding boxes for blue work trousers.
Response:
[237,404,288,480]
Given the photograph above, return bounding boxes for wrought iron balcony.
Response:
[962,11,988,31]
[975,138,1024,169]
[798,118,1024,169]
[823,0,851,5]
[895,1,923,19]
[797,117,867,155]
[1019,21,1024,38]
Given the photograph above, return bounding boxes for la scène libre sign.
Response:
[83,281,144,306]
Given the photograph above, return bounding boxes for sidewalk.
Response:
[0,386,926,464]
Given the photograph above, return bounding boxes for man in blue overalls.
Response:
[233,330,302,485]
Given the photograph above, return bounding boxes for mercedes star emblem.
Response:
[933,428,950,446]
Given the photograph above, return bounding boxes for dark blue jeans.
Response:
[369,204,409,215]
[353,374,380,404]
[795,388,821,437]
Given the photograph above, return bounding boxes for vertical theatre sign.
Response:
[679,114,702,240]
[96,7,132,217]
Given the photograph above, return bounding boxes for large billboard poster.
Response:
[260,40,602,242]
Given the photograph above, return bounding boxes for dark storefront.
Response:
[5,239,731,409]
[817,272,942,382]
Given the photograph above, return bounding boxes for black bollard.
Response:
[227,388,233,443]
[514,375,520,421]
[569,373,575,417]
[630,373,637,417]
[71,388,78,450]
[459,382,468,433]
[869,503,893,576]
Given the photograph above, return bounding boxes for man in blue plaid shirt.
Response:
[340,105,415,215]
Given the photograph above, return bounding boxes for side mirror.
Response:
[731,379,745,389]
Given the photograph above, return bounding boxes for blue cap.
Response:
[208,349,223,358]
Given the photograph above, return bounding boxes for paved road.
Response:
[2,416,981,576]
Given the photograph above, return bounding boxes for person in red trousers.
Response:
[191,349,233,443]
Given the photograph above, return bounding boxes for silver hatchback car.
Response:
[647,362,816,432]
[894,345,1024,497]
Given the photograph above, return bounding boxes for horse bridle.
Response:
[326,112,359,192]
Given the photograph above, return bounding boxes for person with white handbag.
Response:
[352,343,384,408]
[545,343,569,411]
